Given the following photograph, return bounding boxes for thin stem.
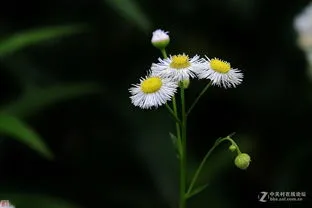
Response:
[179,85,187,208]
[186,135,239,195]
[165,103,182,124]
[186,140,218,196]
[186,81,212,117]
[160,49,168,59]
[160,48,186,208]
[219,136,242,155]
[172,96,181,144]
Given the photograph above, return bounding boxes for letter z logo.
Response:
[258,191,268,202]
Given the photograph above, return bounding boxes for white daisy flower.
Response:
[151,54,206,82]
[129,74,178,109]
[195,57,243,88]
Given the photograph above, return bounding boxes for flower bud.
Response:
[151,29,170,49]
[234,153,251,170]
[229,144,236,152]
[178,79,190,89]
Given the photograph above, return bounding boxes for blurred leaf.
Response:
[185,183,209,199]
[169,132,181,159]
[104,0,151,32]
[0,194,82,208]
[1,83,101,118]
[0,114,53,159]
[169,132,178,149]
[0,24,85,56]
[169,132,177,145]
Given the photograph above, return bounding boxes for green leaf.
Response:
[169,132,177,146]
[169,132,183,159]
[0,24,85,56]
[0,114,53,159]
[0,194,83,208]
[1,83,101,118]
[185,183,209,199]
[104,0,152,32]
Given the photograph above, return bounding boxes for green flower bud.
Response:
[234,153,251,170]
[229,144,236,152]
[179,79,190,89]
[151,29,170,50]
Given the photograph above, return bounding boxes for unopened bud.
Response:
[229,145,236,152]
[179,79,190,89]
[151,29,170,49]
[234,153,251,170]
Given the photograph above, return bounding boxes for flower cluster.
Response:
[129,29,243,109]
[128,29,250,206]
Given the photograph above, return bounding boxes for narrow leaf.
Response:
[185,183,209,199]
[169,132,177,146]
[0,24,85,56]
[0,114,53,159]
[169,132,182,159]
[104,0,151,32]
[1,83,101,118]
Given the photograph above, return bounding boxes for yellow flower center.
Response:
[170,54,191,69]
[141,77,162,93]
[210,58,231,73]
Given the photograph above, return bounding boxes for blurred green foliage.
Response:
[0,114,53,159]
[0,25,85,57]
[0,25,100,161]
[104,0,152,32]
[1,83,100,118]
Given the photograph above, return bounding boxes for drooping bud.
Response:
[229,144,236,152]
[234,153,251,170]
[151,29,170,50]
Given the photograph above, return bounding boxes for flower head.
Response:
[129,73,178,109]
[151,29,170,49]
[195,57,243,88]
[151,54,206,82]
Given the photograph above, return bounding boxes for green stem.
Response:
[186,135,240,196]
[160,49,168,59]
[186,81,212,117]
[159,48,186,208]
[172,96,181,145]
[179,85,187,208]
[165,103,182,124]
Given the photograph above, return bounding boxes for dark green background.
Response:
[0,0,311,207]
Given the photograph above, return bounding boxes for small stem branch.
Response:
[186,81,212,117]
[172,96,181,146]
[186,134,239,195]
[165,103,182,124]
